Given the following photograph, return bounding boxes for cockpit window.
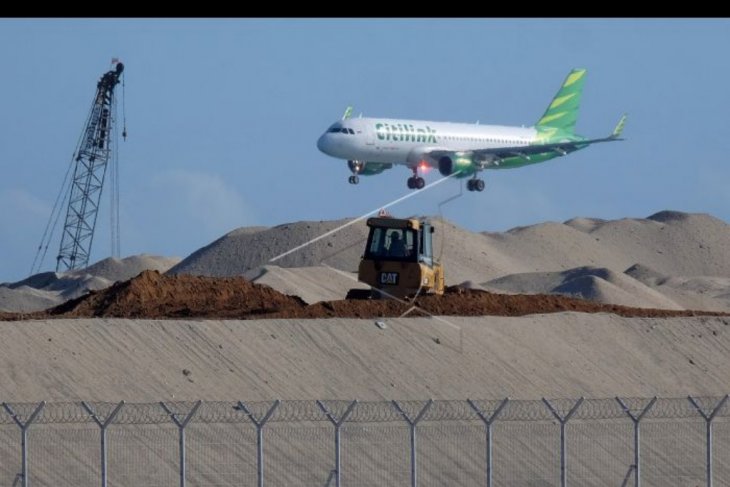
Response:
[327,125,355,135]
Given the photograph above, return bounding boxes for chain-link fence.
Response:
[0,395,728,487]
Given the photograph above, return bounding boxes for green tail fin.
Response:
[536,68,587,133]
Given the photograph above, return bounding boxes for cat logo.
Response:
[379,272,399,285]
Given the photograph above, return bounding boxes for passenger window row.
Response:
[443,135,528,145]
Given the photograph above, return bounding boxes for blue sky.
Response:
[1,19,729,282]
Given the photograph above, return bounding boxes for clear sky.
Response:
[1,19,729,282]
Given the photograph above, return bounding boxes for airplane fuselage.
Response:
[317,117,579,170]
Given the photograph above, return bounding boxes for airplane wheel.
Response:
[349,175,359,185]
[466,179,475,191]
[475,179,485,192]
[414,177,425,189]
[407,177,415,189]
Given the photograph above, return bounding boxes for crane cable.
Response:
[29,111,89,276]
[117,68,126,254]
[118,68,127,254]
[29,163,72,276]
[110,65,126,258]
[122,69,127,141]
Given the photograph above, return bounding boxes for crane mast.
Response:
[55,62,124,272]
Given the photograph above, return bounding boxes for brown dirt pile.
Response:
[7,270,306,319]
[299,286,728,319]
[1,270,726,321]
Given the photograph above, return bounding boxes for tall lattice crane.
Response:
[31,61,126,274]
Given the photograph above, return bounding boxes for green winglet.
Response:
[611,113,628,138]
[342,106,353,120]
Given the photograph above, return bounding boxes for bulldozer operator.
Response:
[387,231,408,257]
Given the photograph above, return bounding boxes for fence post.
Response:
[616,396,656,487]
[81,401,125,487]
[317,400,358,487]
[2,402,45,487]
[392,399,433,487]
[237,400,280,487]
[467,398,509,487]
[160,401,202,487]
[688,395,729,487]
[543,398,583,487]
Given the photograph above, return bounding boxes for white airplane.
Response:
[317,68,626,192]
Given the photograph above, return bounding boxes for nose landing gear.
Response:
[348,175,360,185]
[407,177,425,189]
[407,167,425,190]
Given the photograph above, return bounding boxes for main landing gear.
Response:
[348,175,359,185]
[407,167,425,190]
[466,178,485,192]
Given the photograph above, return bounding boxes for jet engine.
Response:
[348,160,393,176]
[437,154,476,178]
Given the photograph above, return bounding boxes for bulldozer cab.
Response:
[346,216,444,299]
[364,218,434,266]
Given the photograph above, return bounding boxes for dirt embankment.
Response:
[6,270,306,320]
[1,270,726,321]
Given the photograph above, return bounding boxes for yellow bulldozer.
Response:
[346,214,445,299]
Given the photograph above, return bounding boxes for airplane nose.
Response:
[317,134,327,153]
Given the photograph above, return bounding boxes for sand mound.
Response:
[551,275,679,310]
[226,226,270,236]
[647,210,693,223]
[168,210,730,295]
[453,280,487,291]
[587,212,730,277]
[7,254,179,290]
[168,218,367,277]
[43,270,306,319]
[625,264,730,312]
[82,254,181,282]
[169,217,522,285]
[0,254,180,313]
[5,271,60,290]
[484,211,730,278]
[624,263,669,285]
[7,211,729,313]
[0,286,61,313]
[4,270,723,322]
[487,266,683,310]
[483,221,624,274]
[249,265,368,304]
[563,216,607,232]
[435,219,521,283]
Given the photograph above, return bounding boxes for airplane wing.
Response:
[427,135,623,166]
[428,114,627,166]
